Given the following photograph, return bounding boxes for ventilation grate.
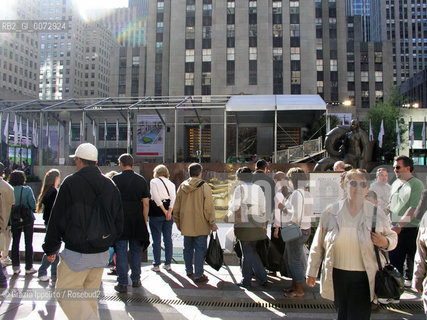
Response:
[99,295,423,312]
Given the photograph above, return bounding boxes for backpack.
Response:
[79,174,118,248]
[11,187,33,228]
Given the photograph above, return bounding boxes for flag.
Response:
[26,119,29,147]
[35,124,38,148]
[3,114,8,143]
[92,120,96,146]
[13,115,18,145]
[18,117,22,144]
[369,119,373,141]
[68,120,72,146]
[116,120,119,146]
[104,120,107,147]
[80,120,83,143]
[378,119,385,148]
[423,117,426,149]
[396,119,401,148]
[32,120,36,147]
[410,119,414,148]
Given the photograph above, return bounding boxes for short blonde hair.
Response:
[343,168,370,186]
[153,164,170,178]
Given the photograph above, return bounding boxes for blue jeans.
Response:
[240,240,267,286]
[115,240,142,285]
[149,216,173,266]
[284,228,310,283]
[38,254,59,277]
[183,236,207,278]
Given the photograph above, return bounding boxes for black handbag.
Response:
[205,232,223,271]
[372,206,404,299]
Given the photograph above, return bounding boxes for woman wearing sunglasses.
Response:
[306,169,397,320]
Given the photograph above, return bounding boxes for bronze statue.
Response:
[314,119,371,171]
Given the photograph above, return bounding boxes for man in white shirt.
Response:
[369,168,391,214]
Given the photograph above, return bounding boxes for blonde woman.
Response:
[149,164,176,271]
[307,169,397,320]
[36,169,60,281]
[274,167,311,297]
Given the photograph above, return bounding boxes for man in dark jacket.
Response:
[253,159,275,222]
[43,143,123,320]
[112,153,150,293]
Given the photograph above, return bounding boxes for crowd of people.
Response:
[0,143,427,319]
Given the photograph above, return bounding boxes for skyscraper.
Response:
[145,0,392,111]
[0,0,41,99]
[370,0,427,86]
[38,0,118,99]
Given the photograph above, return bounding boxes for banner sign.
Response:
[136,115,165,157]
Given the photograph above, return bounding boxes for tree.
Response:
[367,89,407,163]
[303,114,341,141]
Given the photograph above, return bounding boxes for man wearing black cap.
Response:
[43,143,123,319]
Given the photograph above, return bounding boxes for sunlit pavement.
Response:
[0,262,423,320]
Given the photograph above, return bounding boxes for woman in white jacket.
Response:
[306,169,397,320]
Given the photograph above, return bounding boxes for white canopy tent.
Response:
[225,94,326,162]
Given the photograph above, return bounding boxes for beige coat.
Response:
[307,200,397,301]
[173,177,215,237]
[0,178,14,231]
[414,213,427,311]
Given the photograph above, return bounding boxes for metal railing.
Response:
[275,137,323,163]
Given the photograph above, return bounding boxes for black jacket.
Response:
[42,187,57,225]
[112,170,150,247]
[43,166,124,255]
[253,170,275,218]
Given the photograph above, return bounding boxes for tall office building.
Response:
[0,0,41,99]
[38,0,118,99]
[346,0,370,41]
[371,0,427,86]
[129,0,149,17]
[38,0,85,99]
[145,0,392,110]
[98,7,147,96]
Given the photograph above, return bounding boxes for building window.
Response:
[361,71,369,81]
[249,47,257,60]
[227,60,235,85]
[330,59,337,71]
[185,73,194,86]
[290,47,300,60]
[316,59,323,71]
[227,48,235,60]
[185,49,195,62]
[347,71,354,82]
[249,60,257,85]
[202,49,211,62]
[375,71,383,82]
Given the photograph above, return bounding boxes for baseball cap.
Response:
[69,143,98,162]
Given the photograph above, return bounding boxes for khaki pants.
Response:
[0,228,11,258]
[55,257,104,320]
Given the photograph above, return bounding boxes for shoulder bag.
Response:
[149,178,171,217]
[372,206,404,299]
[280,190,303,242]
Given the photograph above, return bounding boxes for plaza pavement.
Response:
[3,216,424,319]
[0,261,423,320]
